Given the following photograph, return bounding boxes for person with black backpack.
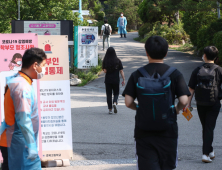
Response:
[122,36,190,170]
[100,19,112,51]
[187,46,222,163]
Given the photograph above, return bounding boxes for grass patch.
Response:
[170,43,196,55]
[127,29,138,32]
[134,37,143,42]
[133,36,148,43]
[70,58,103,86]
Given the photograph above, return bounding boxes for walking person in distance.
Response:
[187,46,222,163]
[123,36,190,170]
[117,12,127,38]
[100,19,112,51]
[102,47,125,114]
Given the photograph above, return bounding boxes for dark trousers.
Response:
[136,136,177,170]
[105,83,119,109]
[197,101,221,155]
[120,34,126,38]
[0,146,9,170]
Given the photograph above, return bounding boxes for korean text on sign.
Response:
[45,58,63,75]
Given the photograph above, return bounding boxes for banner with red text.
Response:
[38,35,73,160]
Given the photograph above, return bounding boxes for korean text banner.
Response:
[38,35,73,160]
[0,33,38,72]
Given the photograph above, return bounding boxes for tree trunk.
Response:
[175,10,179,24]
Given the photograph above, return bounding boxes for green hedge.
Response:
[96,11,105,21]
[197,26,209,53]
[213,31,222,60]
[138,23,153,38]
[196,19,222,56]
[138,22,189,45]
[182,11,217,46]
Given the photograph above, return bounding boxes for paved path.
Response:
[44,32,222,170]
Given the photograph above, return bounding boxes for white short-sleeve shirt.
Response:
[101,24,112,35]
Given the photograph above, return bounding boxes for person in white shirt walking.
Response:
[101,19,112,51]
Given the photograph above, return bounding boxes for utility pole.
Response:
[79,0,83,21]
[217,1,220,19]
[18,0,20,20]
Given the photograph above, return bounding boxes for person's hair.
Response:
[145,36,168,59]
[11,53,22,64]
[204,46,219,61]
[102,47,120,72]
[22,48,47,69]
[104,19,108,23]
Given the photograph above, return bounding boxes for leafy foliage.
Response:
[138,21,189,45]
[197,19,222,53]
[104,0,142,32]
[0,0,89,33]
[182,11,217,46]
[138,23,153,38]
[89,0,103,20]
[213,31,222,60]
[138,0,186,27]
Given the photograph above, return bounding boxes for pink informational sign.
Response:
[0,33,42,159]
[0,33,38,72]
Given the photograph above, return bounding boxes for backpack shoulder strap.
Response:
[138,67,151,78]
[210,64,219,70]
[199,64,219,74]
[161,67,177,79]
[209,65,219,74]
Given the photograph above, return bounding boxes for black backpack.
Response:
[195,64,219,106]
[104,25,110,35]
[136,66,177,132]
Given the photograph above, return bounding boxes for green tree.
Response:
[182,11,217,46]
[138,0,185,27]
[181,0,219,46]
[104,0,142,32]
[0,0,88,33]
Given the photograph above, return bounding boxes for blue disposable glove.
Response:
[0,121,9,135]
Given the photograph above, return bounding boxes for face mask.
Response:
[13,66,21,71]
[202,56,205,62]
[36,65,46,79]
[121,14,123,16]
[17,61,22,65]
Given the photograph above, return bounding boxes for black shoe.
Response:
[113,104,117,114]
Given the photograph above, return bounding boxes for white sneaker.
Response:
[209,151,215,159]
[202,155,212,163]
[109,110,113,114]
[113,104,117,114]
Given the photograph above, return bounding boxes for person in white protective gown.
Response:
[0,48,47,170]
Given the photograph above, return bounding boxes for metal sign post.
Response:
[79,0,83,21]
[18,0,20,20]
